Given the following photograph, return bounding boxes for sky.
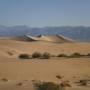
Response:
[0,0,90,27]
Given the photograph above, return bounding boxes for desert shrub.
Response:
[42,52,51,59]
[56,75,63,79]
[1,78,8,82]
[86,53,90,56]
[32,52,42,58]
[16,82,23,86]
[79,80,87,86]
[34,82,64,90]
[57,54,68,57]
[19,54,30,59]
[69,52,83,58]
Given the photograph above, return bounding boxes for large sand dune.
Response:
[12,35,74,43]
[0,38,90,90]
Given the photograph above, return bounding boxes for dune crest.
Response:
[13,34,74,43]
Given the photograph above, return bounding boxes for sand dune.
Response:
[38,35,74,42]
[12,34,74,43]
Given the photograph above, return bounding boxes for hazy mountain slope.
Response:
[0,26,90,41]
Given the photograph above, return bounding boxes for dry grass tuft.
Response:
[1,78,9,82]
[56,75,63,79]
[16,82,23,86]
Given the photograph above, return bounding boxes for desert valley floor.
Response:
[0,38,90,90]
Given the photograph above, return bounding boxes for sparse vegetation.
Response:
[68,52,84,58]
[87,53,90,57]
[1,78,8,82]
[16,82,23,86]
[79,80,88,86]
[34,81,65,90]
[60,81,71,87]
[57,52,90,58]
[42,52,50,59]
[75,79,90,86]
[56,75,63,79]
[32,52,51,59]
[18,52,90,60]
[32,52,42,58]
[57,54,68,57]
[19,54,30,59]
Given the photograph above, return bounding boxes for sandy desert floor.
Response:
[0,39,90,90]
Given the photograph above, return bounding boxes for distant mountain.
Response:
[0,25,90,42]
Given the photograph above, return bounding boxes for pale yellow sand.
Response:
[0,39,90,90]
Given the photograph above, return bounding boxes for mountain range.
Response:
[0,25,90,42]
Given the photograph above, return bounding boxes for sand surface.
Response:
[0,39,90,90]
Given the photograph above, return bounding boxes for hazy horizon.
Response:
[1,25,90,28]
